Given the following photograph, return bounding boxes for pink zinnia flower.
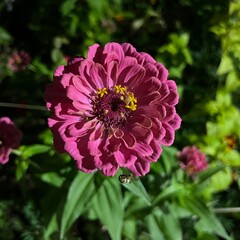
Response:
[0,117,22,164]
[7,50,30,73]
[45,42,181,176]
[178,146,208,175]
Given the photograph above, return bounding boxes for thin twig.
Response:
[0,102,47,111]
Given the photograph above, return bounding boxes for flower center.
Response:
[92,85,137,129]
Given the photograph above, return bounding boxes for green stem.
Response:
[0,102,47,111]
[213,207,240,213]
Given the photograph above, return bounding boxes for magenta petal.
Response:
[87,43,102,62]
[118,64,145,86]
[155,62,169,82]
[159,123,175,146]
[106,60,118,88]
[134,143,153,157]
[103,42,124,62]
[67,85,90,104]
[168,114,182,130]
[114,148,137,167]
[148,141,162,162]
[54,65,65,76]
[97,154,119,177]
[129,159,150,176]
[77,156,97,173]
[122,130,136,149]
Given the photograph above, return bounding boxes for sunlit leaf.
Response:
[60,172,96,239]
[39,172,65,188]
[92,177,124,240]
[179,195,230,239]
[21,144,51,158]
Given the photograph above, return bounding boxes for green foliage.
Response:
[1,0,240,239]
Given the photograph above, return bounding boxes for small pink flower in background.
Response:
[0,117,22,164]
[45,42,181,176]
[7,50,30,73]
[178,146,208,176]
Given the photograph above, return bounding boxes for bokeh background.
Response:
[0,0,240,239]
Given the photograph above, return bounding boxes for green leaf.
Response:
[147,207,182,240]
[147,214,165,240]
[196,164,225,184]
[92,177,124,240]
[21,144,51,158]
[60,172,96,239]
[60,0,77,16]
[39,172,65,188]
[153,184,183,206]
[15,157,29,181]
[0,26,12,44]
[161,212,182,240]
[219,150,240,167]
[180,195,229,239]
[122,219,136,240]
[44,213,58,240]
[160,146,178,175]
[217,55,233,75]
[122,178,151,206]
[209,167,232,192]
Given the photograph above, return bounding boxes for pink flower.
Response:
[45,42,181,176]
[7,50,30,73]
[0,117,22,164]
[178,146,208,175]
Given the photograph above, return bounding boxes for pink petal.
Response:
[87,43,102,62]
[114,148,137,167]
[168,113,182,130]
[155,62,169,82]
[159,122,175,146]
[122,130,136,149]
[128,159,150,176]
[54,65,65,76]
[103,42,124,62]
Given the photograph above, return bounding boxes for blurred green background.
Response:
[0,0,240,239]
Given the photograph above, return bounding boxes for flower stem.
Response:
[0,102,47,111]
[213,207,240,213]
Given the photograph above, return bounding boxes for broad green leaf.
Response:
[122,178,151,206]
[209,167,232,192]
[44,213,58,240]
[161,146,178,174]
[122,219,136,240]
[22,144,51,158]
[60,0,77,16]
[161,212,182,240]
[218,150,240,167]
[217,55,233,75]
[60,172,96,239]
[39,172,65,188]
[147,207,182,240]
[153,184,183,206]
[92,177,124,240]
[179,195,229,239]
[196,164,225,184]
[15,157,29,181]
[147,214,165,240]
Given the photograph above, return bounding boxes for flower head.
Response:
[0,117,22,164]
[7,50,30,73]
[178,146,208,175]
[45,42,181,176]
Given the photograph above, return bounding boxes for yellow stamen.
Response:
[97,88,108,97]
[125,92,137,111]
[114,85,126,94]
